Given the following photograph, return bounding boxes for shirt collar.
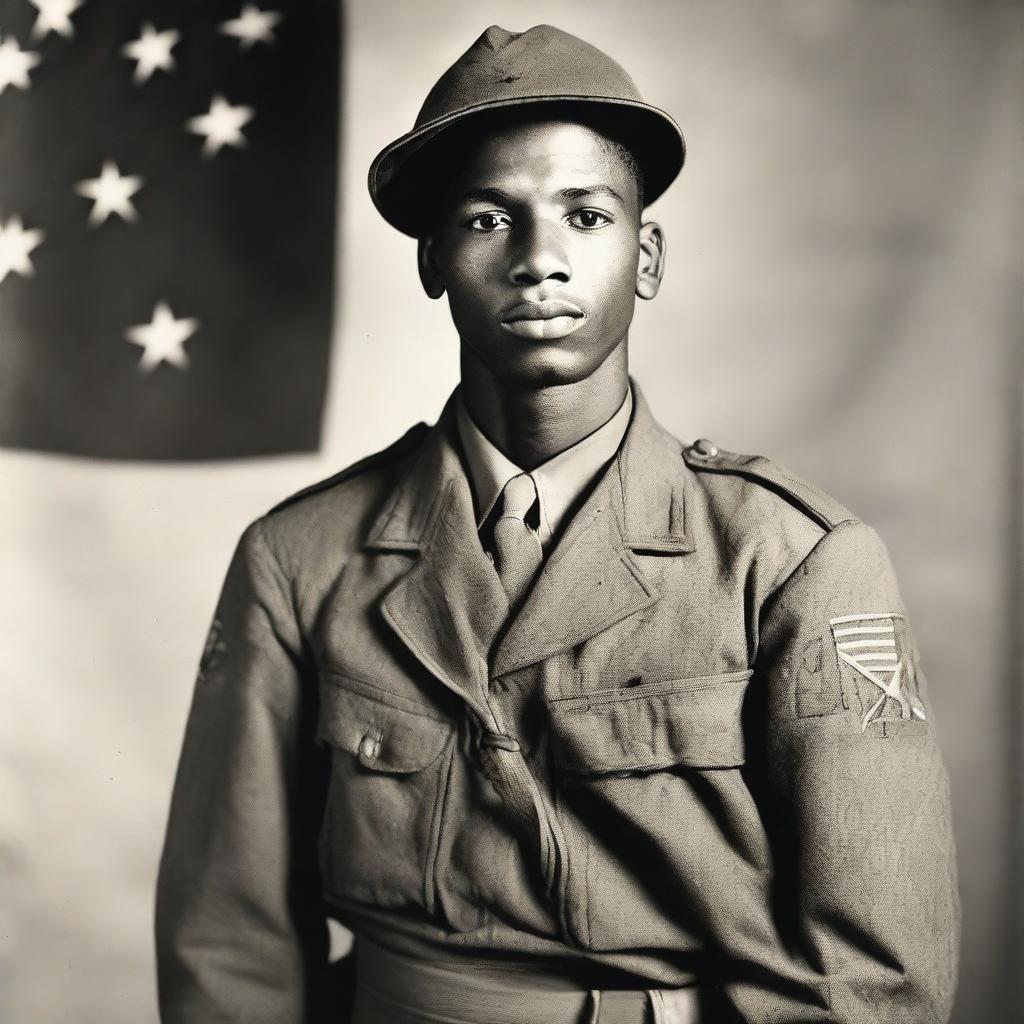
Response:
[455,387,634,549]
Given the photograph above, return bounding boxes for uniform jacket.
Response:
[155,383,960,1023]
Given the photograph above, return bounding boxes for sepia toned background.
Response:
[2,1,1020,1021]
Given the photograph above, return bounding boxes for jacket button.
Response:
[358,734,380,759]
[690,437,719,459]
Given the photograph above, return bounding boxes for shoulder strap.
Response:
[682,439,856,531]
[266,422,429,516]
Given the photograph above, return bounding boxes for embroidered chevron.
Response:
[829,613,927,732]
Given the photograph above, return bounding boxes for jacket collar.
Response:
[364,380,695,692]
[366,381,694,555]
[614,382,695,554]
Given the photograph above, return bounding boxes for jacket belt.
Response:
[351,937,701,1024]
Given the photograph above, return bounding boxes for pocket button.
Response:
[358,734,381,760]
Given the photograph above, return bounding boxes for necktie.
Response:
[492,473,544,609]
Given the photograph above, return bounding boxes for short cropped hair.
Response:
[602,137,646,212]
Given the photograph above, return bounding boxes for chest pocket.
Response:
[546,670,757,951]
[547,670,752,774]
[317,672,453,771]
[317,671,455,917]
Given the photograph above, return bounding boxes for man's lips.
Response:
[499,299,586,340]
[499,299,585,322]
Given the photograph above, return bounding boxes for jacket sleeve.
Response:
[155,519,330,1023]
[725,519,960,1023]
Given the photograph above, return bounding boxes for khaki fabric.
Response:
[349,935,699,1023]
[155,382,959,1023]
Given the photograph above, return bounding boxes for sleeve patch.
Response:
[197,616,227,685]
[830,613,927,731]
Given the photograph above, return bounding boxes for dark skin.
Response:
[418,118,666,470]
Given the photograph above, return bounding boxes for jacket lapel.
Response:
[366,396,509,719]
[492,383,696,678]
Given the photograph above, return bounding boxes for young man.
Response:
[156,25,960,1024]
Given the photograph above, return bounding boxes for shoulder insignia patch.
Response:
[197,617,227,685]
[266,422,429,516]
[830,613,927,731]
[683,440,855,531]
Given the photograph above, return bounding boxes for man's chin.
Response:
[460,331,628,390]
[497,351,605,389]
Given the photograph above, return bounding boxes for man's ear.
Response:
[418,236,446,300]
[635,221,666,300]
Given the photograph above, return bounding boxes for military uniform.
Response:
[156,22,959,1024]
[156,385,959,1022]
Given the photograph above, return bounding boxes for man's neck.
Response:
[459,342,629,471]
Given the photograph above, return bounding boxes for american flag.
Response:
[0,1,339,459]
[830,613,927,731]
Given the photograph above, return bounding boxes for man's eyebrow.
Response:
[556,185,626,204]
[458,187,516,206]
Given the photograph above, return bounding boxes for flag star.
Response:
[0,34,42,95]
[121,23,179,84]
[29,0,84,41]
[74,161,144,225]
[0,216,45,284]
[125,302,199,373]
[186,95,255,156]
[219,5,283,49]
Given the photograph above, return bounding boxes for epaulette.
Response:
[265,422,429,516]
[681,437,856,531]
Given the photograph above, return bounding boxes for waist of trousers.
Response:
[351,937,702,1024]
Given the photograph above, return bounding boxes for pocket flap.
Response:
[318,672,453,773]
[548,671,751,773]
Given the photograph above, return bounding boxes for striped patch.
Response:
[830,614,927,731]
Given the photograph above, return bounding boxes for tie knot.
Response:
[500,473,537,521]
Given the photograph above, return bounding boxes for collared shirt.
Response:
[455,387,633,554]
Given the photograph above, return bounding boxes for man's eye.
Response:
[568,209,611,229]
[467,212,512,232]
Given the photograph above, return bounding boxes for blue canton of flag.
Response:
[0,1,340,459]
[830,613,928,731]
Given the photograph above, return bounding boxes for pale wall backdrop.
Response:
[2,1,1020,1021]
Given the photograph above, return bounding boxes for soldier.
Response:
[155,24,960,1024]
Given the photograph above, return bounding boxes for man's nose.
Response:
[508,220,570,286]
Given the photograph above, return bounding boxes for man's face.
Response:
[423,119,656,388]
